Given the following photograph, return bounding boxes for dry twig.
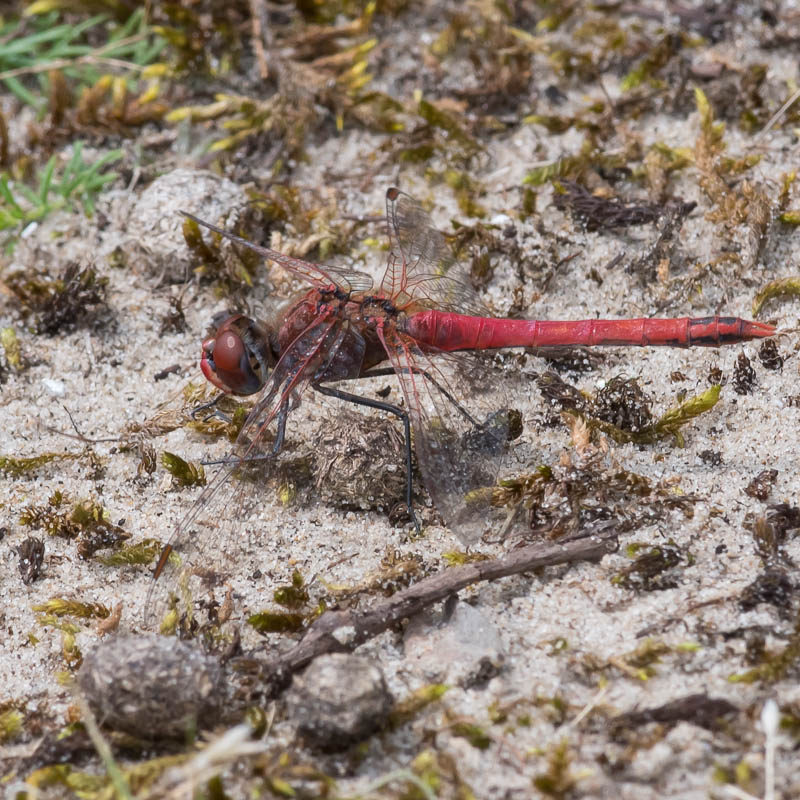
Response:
[252,533,617,692]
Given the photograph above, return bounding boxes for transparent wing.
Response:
[143,312,347,630]
[382,187,454,294]
[182,212,375,295]
[395,274,491,316]
[381,189,488,315]
[376,326,520,545]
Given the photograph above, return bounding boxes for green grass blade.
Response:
[0,175,24,214]
[1,76,42,109]
[110,8,143,41]
[134,37,167,65]
[63,14,109,41]
[41,15,109,60]
[58,142,85,197]
[45,42,94,59]
[15,182,42,207]
[0,209,21,230]
[84,149,123,173]
[0,25,72,58]
[37,156,57,203]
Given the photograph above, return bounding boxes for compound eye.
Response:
[200,317,266,396]
[213,329,246,375]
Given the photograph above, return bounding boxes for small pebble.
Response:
[21,221,38,239]
[126,168,250,279]
[285,654,393,751]
[42,378,66,397]
[404,600,505,687]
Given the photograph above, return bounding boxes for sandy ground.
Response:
[2,3,800,799]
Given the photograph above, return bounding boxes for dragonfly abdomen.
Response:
[406,310,775,351]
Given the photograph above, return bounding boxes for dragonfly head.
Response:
[200,314,275,396]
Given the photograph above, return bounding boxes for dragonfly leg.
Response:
[202,398,290,467]
[360,366,481,427]
[190,393,229,423]
[312,381,420,535]
[273,398,289,454]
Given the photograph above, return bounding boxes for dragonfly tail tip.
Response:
[744,319,776,340]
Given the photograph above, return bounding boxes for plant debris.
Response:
[304,408,408,513]
[181,212,263,293]
[699,449,722,466]
[739,569,794,612]
[744,469,778,501]
[489,458,695,542]
[744,503,800,567]
[729,611,800,684]
[758,338,784,370]
[537,372,722,446]
[0,451,81,477]
[96,538,162,567]
[273,570,310,610]
[752,276,800,317]
[611,694,738,737]
[0,705,23,744]
[16,536,45,585]
[323,549,428,604]
[247,611,307,635]
[591,376,654,432]
[552,179,675,231]
[32,598,110,620]
[5,262,110,334]
[0,326,22,374]
[612,541,688,592]
[732,352,757,395]
[626,195,697,284]
[20,492,129,559]
[161,451,206,488]
[532,740,582,798]
[159,294,187,335]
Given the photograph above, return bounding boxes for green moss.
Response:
[161,451,206,488]
[273,571,309,609]
[0,707,23,744]
[566,384,722,447]
[450,721,491,750]
[247,611,306,634]
[389,685,449,729]
[20,494,128,560]
[532,740,584,798]
[752,276,800,317]
[0,451,79,477]
[729,611,800,684]
[31,598,110,619]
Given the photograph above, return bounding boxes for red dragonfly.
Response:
[143,187,774,628]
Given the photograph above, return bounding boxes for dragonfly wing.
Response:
[144,313,346,630]
[143,388,296,631]
[377,327,518,544]
[381,189,496,320]
[143,454,265,630]
[382,188,457,295]
[399,273,492,317]
[181,212,374,295]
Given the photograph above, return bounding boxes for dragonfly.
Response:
[143,186,774,629]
